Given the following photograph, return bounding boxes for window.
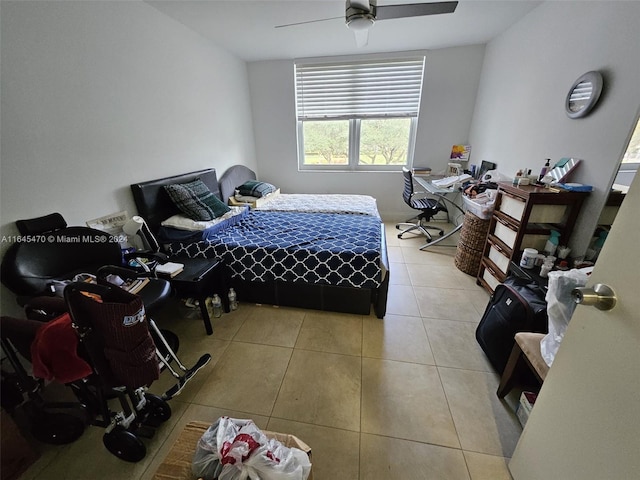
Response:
[295,57,425,171]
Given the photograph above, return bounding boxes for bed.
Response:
[130,166,389,318]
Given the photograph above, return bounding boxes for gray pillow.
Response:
[164,179,230,221]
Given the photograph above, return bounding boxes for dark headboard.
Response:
[218,165,257,202]
[130,169,219,232]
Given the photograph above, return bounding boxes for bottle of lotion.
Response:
[539,159,551,181]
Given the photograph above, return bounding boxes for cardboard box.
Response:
[153,420,312,480]
[516,391,538,427]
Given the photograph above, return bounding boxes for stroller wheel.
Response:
[144,393,171,422]
[32,412,85,445]
[103,427,146,462]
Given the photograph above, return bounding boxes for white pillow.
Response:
[161,206,247,231]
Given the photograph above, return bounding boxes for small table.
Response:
[166,257,229,335]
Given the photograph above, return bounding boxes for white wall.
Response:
[0,1,256,315]
[247,45,486,220]
[469,1,640,255]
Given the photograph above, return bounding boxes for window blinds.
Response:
[295,57,425,121]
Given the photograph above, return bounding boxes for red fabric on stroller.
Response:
[30,313,93,383]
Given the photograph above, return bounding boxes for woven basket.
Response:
[455,241,484,276]
[459,211,490,250]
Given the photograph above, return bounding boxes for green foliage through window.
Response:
[359,118,410,165]
[303,121,349,165]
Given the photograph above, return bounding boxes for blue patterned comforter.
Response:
[167,210,383,288]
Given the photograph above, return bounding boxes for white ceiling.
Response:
[146,0,542,62]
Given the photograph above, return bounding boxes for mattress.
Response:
[166,210,383,289]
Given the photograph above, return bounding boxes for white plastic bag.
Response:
[192,417,311,480]
[540,269,588,367]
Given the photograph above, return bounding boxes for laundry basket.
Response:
[455,211,490,276]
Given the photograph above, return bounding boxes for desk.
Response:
[413,175,465,250]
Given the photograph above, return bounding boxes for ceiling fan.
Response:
[275,1,459,47]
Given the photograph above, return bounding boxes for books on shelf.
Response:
[156,262,184,278]
[412,165,432,175]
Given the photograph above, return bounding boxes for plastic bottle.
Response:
[211,294,222,318]
[544,230,560,256]
[512,169,523,186]
[228,288,238,311]
[539,159,551,181]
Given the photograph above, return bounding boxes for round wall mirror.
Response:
[566,71,603,119]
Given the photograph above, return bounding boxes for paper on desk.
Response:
[432,174,472,188]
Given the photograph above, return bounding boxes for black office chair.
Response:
[396,167,448,241]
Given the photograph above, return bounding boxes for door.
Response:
[509,172,640,479]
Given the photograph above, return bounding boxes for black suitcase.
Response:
[475,277,548,374]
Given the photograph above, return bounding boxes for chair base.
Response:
[396,217,445,241]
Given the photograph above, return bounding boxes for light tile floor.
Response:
[16,223,523,480]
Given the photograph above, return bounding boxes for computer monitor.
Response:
[477,160,497,180]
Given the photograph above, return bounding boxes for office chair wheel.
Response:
[103,427,146,462]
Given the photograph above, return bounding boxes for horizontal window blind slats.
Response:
[296,57,425,120]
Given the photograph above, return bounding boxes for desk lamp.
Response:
[122,216,164,272]
[123,216,159,252]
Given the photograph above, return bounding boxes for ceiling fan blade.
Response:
[376,1,458,21]
[354,29,370,47]
[275,16,343,29]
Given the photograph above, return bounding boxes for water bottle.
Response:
[211,294,222,318]
[228,288,238,311]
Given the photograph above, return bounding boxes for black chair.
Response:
[396,167,448,241]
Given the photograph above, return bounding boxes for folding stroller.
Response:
[1,282,211,462]
[0,212,211,459]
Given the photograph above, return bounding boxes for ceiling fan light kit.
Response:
[347,15,375,31]
[346,0,376,31]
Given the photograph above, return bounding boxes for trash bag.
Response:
[540,269,589,367]
[192,417,311,480]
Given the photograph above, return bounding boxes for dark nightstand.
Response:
[166,257,229,335]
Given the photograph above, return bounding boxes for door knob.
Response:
[571,284,617,311]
